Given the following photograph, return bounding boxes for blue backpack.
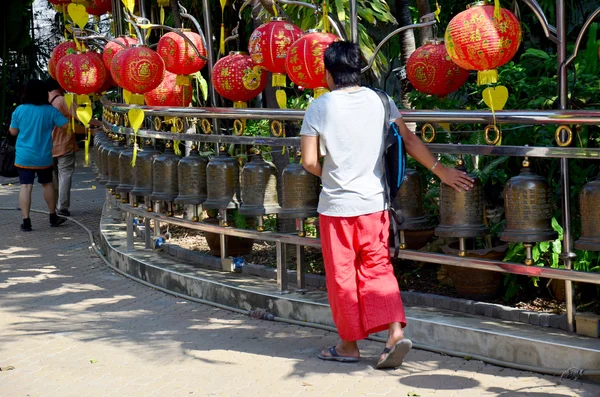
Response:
[371,88,407,255]
[371,89,407,203]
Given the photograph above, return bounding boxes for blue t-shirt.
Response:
[10,104,68,168]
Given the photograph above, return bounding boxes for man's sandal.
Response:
[376,339,412,369]
[317,346,360,363]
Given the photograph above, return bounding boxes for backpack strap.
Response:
[50,94,62,105]
[370,88,401,258]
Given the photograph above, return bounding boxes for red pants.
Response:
[320,211,406,341]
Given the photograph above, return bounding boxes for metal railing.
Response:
[101,105,600,332]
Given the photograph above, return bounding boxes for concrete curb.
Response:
[160,242,569,332]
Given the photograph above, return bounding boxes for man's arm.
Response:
[301,135,322,177]
[9,128,18,137]
[394,118,474,192]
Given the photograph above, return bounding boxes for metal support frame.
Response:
[99,0,600,331]
[126,193,134,251]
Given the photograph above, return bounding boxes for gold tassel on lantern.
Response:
[494,0,502,21]
[322,2,330,33]
[477,69,498,85]
[313,87,329,98]
[157,0,169,25]
[220,0,227,55]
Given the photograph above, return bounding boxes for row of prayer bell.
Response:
[396,155,600,261]
[93,132,320,232]
[94,132,600,255]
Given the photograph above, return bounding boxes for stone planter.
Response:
[442,241,509,300]
[203,217,255,257]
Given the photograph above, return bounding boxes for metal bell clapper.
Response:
[499,157,558,265]
[239,153,281,231]
[435,155,487,257]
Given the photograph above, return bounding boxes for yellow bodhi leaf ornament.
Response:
[482,86,508,112]
[128,108,145,166]
[76,105,93,127]
[68,3,89,30]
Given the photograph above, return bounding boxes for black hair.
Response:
[46,77,63,92]
[21,79,50,106]
[323,41,361,88]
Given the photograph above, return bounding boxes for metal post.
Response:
[276,240,289,293]
[296,244,306,292]
[349,0,358,43]
[112,0,123,36]
[126,194,134,251]
[220,209,228,260]
[556,0,575,333]
[144,213,152,250]
[201,0,217,109]
[153,201,161,248]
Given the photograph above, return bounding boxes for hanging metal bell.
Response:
[279,162,319,219]
[130,140,160,198]
[105,137,126,190]
[435,159,487,238]
[499,158,557,244]
[116,139,135,195]
[93,133,106,180]
[239,154,281,216]
[174,147,209,205]
[97,136,113,185]
[203,155,241,209]
[150,144,181,202]
[394,168,430,230]
[575,175,600,251]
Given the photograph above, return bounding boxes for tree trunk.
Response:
[395,0,416,110]
[170,0,182,28]
[415,0,433,45]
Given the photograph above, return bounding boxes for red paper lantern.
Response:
[145,72,193,107]
[249,18,303,75]
[444,4,522,85]
[97,73,115,94]
[212,52,268,104]
[406,40,470,97]
[87,51,114,93]
[157,31,207,77]
[56,52,107,95]
[86,0,112,16]
[111,47,165,94]
[49,41,78,79]
[102,36,138,72]
[285,31,339,90]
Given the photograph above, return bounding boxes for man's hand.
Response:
[434,165,474,192]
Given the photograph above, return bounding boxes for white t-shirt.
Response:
[300,87,402,216]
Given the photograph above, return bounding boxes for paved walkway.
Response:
[1,167,599,397]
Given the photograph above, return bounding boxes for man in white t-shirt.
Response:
[301,41,473,369]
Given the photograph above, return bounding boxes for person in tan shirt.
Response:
[47,78,100,216]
